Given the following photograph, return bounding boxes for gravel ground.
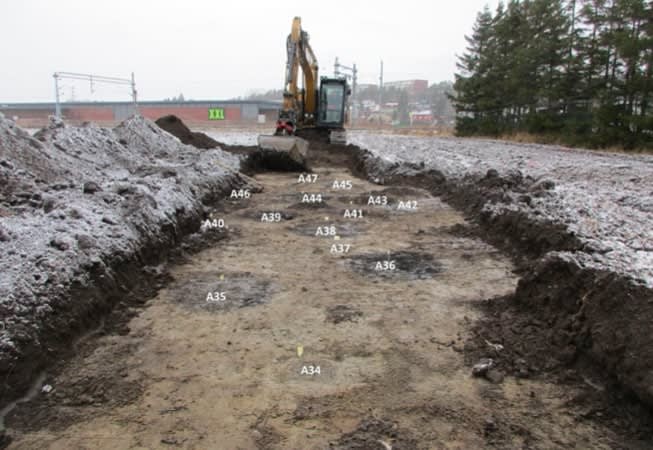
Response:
[0,114,243,406]
[348,132,653,288]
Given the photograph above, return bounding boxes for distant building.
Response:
[0,100,282,128]
[409,110,434,126]
[384,80,428,98]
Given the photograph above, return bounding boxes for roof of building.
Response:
[0,100,282,110]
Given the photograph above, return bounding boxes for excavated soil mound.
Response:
[155,115,220,149]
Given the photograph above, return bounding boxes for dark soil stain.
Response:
[325,304,363,324]
[346,251,444,281]
[167,271,276,312]
[290,221,362,238]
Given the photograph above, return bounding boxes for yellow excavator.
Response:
[258,17,350,166]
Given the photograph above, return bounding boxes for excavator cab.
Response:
[317,78,348,128]
[317,77,349,144]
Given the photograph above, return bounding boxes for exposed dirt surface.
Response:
[4,138,651,449]
[154,115,220,149]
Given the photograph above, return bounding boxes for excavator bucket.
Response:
[245,135,310,172]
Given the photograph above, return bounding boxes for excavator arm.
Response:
[278,17,318,135]
[257,16,349,165]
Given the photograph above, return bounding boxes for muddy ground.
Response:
[3,139,652,449]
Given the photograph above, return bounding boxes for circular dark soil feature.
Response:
[290,221,362,237]
[168,271,275,312]
[240,210,295,221]
[325,304,363,324]
[346,186,431,207]
[346,251,443,280]
[288,200,332,210]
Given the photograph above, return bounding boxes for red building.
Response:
[384,80,428,98]
[0,100,281,128]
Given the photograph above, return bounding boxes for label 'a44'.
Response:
[302,193,323,203]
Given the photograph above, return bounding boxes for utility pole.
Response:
[334,58,358,125]
[379,60,384,107]
[131,72,138,110]
[52,71,138,118]
[53,73,61,117]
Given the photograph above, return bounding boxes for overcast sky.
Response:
[0,0,499,102]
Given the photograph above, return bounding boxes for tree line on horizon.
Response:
[451,0,652,149]
[238,82,456,124]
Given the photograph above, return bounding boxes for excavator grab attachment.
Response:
[248,135,310,172]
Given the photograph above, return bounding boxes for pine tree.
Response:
[451,6,495,135]
[525,0,571,134]
[452,0,653,148]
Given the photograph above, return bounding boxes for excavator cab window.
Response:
[318,82,346,127]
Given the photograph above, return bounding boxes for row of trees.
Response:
[452,0,653,149]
